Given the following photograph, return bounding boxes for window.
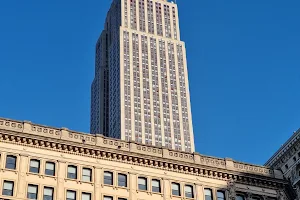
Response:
[104,171,113,185]
[118,173,127,187]
[185,185,194,198]
[66,190,76,200]
[67,165,77,179]
[118,198,127,200]
[82,192,91,200]
[30,159,40,173]
[217,191,225,200]
[2,181,14,196]
[236,195,245,200]
[45,162,55,176]
[82,168,92,182]
[172,182,180,196]
[104,196,113,200]
[43,187,54,200]
[28,184,38,199]
[138,177,147,190]
[6,155,17,169]
[204,189,213,200]
[152,179,161,193]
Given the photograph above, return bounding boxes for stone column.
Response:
[94,167,103,200]
[16,154,29,199]
[195,184,203,200]
[163,178,170,200]
[129,172,137,200]
[56,161,66,200]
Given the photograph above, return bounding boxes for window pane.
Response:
[152,179,161,193]
[236,196,245,200]
[104,196,113,200]
[46,162,55,170]
[83,168,91,176]
[30,160,40,168]
[82,193,91,200]
[3,181,14,196]
[28,185,38,199]
[118,174,127,187]
[6,156,16,169]
[172,183,180,196]
[138,177,146,185]
[204,189,212,200]
[217,191,225,200]
[185,185,193,198]
[44,187,53,196]
[67,190,76,199]
[104,171,113,185]
[68,166,76,173]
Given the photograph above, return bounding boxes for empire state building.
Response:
[91,0,195,152]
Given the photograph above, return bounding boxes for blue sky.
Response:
[0,0,299,165]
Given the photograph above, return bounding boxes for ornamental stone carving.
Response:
[277,190,286,200]
[227,180,236,200]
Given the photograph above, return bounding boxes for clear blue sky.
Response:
[0,0,299,165]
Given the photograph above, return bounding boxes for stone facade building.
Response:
[266,128,300,199]
[90,0,195,152]
[0,117,295,200]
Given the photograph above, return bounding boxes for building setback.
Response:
[91,0,195,152]
[265,128,300,198]
[0,117,295,200]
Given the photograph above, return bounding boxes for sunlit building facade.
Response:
[91,0,195,152]
[0,118,294,200]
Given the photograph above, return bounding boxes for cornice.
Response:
[265,129,300,168]
[0,117,287,189]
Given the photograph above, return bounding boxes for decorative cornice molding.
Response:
[0,117,287,190]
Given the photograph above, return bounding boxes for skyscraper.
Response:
[91,0,195,152]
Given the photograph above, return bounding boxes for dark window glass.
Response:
[43,187,53,200]
[172,183,180,196]
[2,181,14,196]
[204,189,212,200]
[236,195,245,200]
[185,185,193,198]
[45,162,55,176]
[66,190,76,200]
[67,165,77,179]
[27,184,38,199]
[104,171,113,185]
[118,174,127,187]
[217,191,225,200]
[152,179,161,193]
[5,155,16,170]
[138,177,147,190]
[82,168,92,182]
[30,159,40,173]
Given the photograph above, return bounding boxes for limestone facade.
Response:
[0,117,294,200]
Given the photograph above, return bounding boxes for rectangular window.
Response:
[67,165,77,179]
[104,171,113,185]
[152,179,161,193]
[118,198,127,200]
[204,189,213,200]
[217,191,225,200]
[66,190,76,200]
[45,162,55,176]
[43,187,54,200]
[185,185,194,198]
[27,184,38,200]
[5,155,16,170]
[82,192,91,200]
[104,196,113,200]
[118,173,127,187]
[138,177,147,190]
[172,183,180,196]
[236,195,245,200]
[2,181,14,196]
[30,159,40,173]
[82,168,92,182]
